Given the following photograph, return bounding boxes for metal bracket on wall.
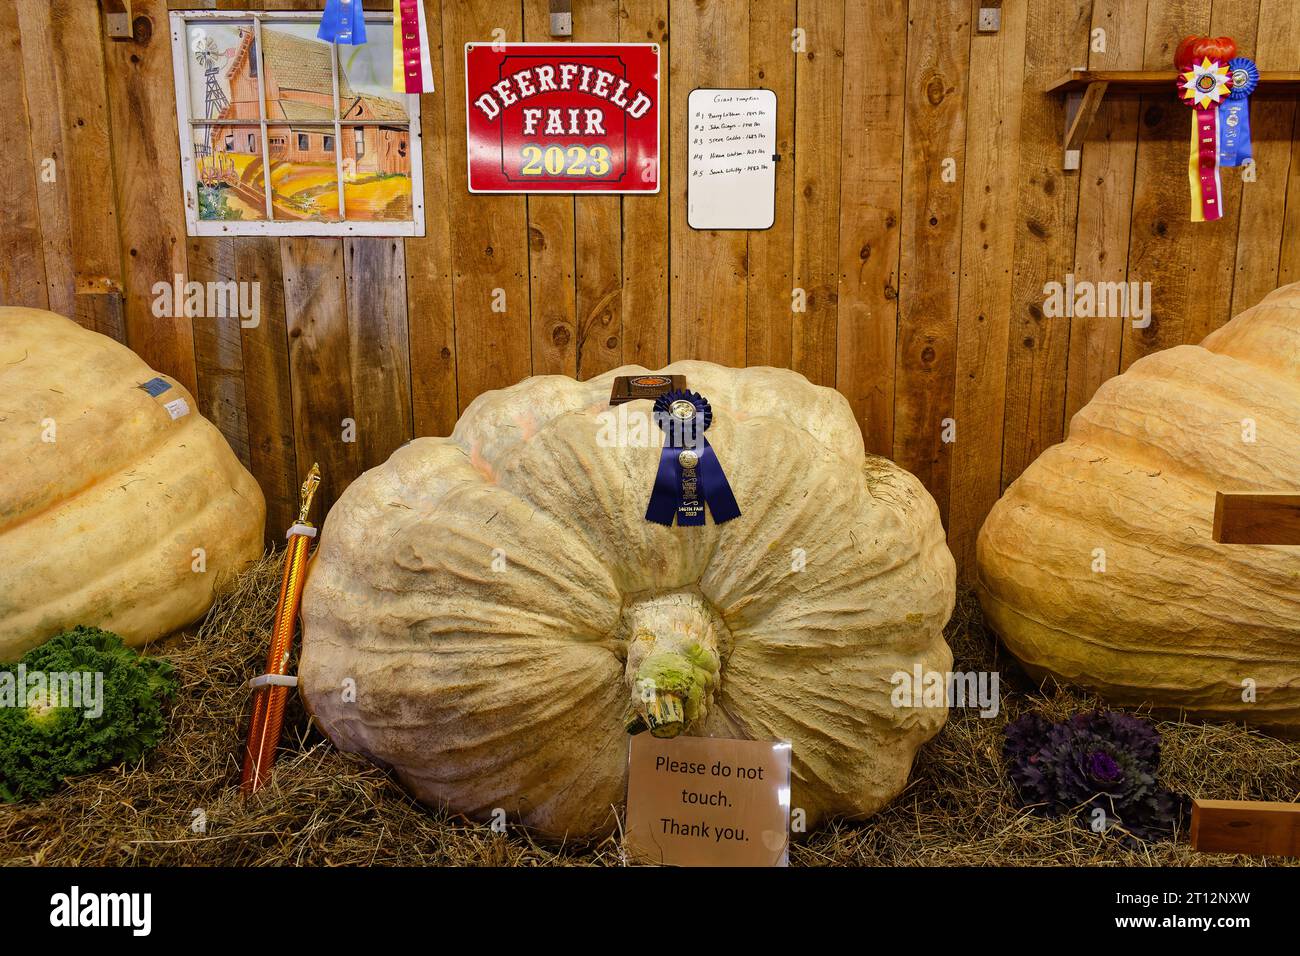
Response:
[550,0,573,38]
[104,0,134,40]
[1062,79,1108,172]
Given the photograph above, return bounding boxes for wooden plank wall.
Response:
[6,0,1300,577]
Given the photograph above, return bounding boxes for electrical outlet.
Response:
[977,7,1001,33]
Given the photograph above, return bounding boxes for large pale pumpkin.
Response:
[0,308,265,659]
[977,283,1300,731]
[300,362,955,838]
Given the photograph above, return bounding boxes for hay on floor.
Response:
[1,553,1297,866]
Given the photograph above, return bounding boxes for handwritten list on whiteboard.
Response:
[687,89,777,231]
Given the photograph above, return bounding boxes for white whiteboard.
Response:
[687,88,777,230]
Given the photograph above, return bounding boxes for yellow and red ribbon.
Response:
[392,0,434,94]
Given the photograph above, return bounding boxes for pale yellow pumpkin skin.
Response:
[300,361,955,839]
[0,308,265,658]
[977,283,1300,732]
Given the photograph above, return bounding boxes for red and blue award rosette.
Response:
[1176,35,1236,222]
[1219,57,1259,167]
[644,390,742,527]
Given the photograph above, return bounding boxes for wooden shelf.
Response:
[1049,69,1300,170]
[1049,69,1300,95]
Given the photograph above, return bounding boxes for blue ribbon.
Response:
[644,390,742,527]
[318,0,368,45]
[1219,57,1258,166]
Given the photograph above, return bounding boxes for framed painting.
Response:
[169,10,425,237]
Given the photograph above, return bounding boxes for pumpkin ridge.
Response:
[0,390,199,537]
[977,557,1295,667]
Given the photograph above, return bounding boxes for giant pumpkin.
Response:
[977,283,1300,732]
[0,308,265,659]
[300,362,955,838]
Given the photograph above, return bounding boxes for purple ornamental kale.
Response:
[1003,710,1186,842]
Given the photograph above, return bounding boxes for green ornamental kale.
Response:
[0,626,176,802]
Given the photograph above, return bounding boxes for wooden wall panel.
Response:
[1064,0,1147,422]
[102,0,198,394]
[406,0,460,436]
[948,0,1029,578]
[15,1,76,319]
[789,0,843,388]
[187,237,252,467]
[1229,0,1300,314]
[209,0,312,540]
[52,0,126,341]
[283,239,359,511]
[999,0,1091,489]
[669,0,749,365]
[894,0,971,521]
[835,0,905,457]
[345,238,415,465]
[744,0,796,370]
[442,0,532,408]
[238,239,299,538]
[574,0,625,378]
[619,0,670,370]
[1,0,50,310]
[5,0,1299,577]
[1121,0,1213,370]
[522,2,579,378]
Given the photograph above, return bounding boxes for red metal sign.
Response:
[464,42,660,194]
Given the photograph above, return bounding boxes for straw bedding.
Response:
[1,553,1296,867]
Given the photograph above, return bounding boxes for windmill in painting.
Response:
[194,34,230,155]
[189,18,413,223]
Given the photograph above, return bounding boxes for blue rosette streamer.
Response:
[644,390,742,527]
[318,0,368,45]
[1219,57,1258,167]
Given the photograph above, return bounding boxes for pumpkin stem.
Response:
[638,686,686,737]
[621,591,726,738]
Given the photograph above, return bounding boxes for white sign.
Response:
[687,88,777,231]
[624,734,791,867]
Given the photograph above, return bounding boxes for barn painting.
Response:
[188,19,412,223]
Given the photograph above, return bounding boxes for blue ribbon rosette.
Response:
[644,390,742,527]
[1219,57,1258,167]
[318,0,368,45]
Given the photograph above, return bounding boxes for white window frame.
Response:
[169,9,426,238]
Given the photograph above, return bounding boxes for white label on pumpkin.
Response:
[163,397,190,421]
